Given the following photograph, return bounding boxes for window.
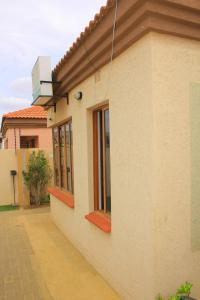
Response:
[20,136,38,148]
[52,128,60,186]
[93,105,111,213]
[5,138,8,149]
[59,125,66,189]
[52,120,74,194]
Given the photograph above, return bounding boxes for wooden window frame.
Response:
[20,136,38,148]
[93,104,111,214]
[52,127,60,187]
[65,121,74,194]
[59,125,67,190]
[52,118,74,195]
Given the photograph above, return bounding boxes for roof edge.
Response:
[52,0,200,96]
[52,0,200,79]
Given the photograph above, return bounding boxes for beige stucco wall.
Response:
[0,148,53,207]
[151,34,200,298]
[0,150,19,205]
[49,32,200,300]
[49,33,154,300]
[4,127,52,149]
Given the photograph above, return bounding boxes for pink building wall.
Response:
[4,128,52,150]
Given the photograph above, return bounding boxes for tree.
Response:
[23,150,52,205]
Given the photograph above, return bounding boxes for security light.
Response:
[74,91,83,101]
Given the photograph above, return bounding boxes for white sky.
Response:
[0,0,106,120]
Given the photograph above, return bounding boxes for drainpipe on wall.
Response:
[19,128,21,149]
[14,128,16,154]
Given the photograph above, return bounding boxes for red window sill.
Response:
[48,187,74,209]
[85,211,111,233]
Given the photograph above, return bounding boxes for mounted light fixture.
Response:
[74,91,83,101]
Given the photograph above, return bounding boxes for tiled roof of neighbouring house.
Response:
[52,0,114,76]
[3,106,47,119]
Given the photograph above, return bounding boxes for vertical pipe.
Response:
[14,128,16,154]
[12,175,16,205]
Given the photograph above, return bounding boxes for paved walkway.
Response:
[0,207,120,300]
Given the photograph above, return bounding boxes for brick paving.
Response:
[0,207,120,300]
[0,208,52,300]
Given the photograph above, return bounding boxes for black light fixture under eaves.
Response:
[74,91,83,101]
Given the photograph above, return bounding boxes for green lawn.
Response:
[0,205,19,212]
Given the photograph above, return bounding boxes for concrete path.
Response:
[0,207,120,300]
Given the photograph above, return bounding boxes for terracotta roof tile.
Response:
[52,0,115,76]
[3,106,47,119]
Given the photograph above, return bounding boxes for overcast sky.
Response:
[0,0,106,121]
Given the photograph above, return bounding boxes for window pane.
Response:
[104,109,111,212]
[20,136,38,148]
[53,128,60,186]
[94,107,111,213]
[97,111,104,210]
[59,126,66,188]
[65,121,73,193]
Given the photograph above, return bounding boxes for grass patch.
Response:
[0,205,19,212]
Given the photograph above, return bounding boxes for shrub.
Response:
[23,150,52,205]
[156,282,193,300]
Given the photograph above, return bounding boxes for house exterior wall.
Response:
[151,33,200,297]
[3,127,52,149]
[49,33,154,300]
[48,32,200,300]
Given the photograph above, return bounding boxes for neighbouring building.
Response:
[32,1,200,299]
[0,132,2,149]
[0,106,53,207]
[1,106,52,150]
